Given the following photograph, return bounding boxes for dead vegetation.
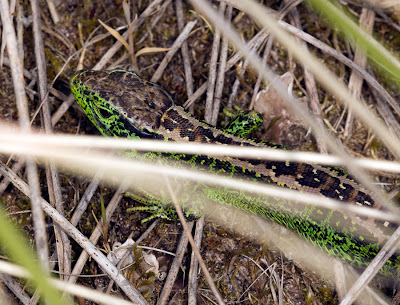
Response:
[1,0,400,304]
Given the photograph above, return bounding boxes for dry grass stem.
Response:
[204,2,226,124]
[0,260,139,305]
[68,184,126,285]
[157,221,194,305]
[175,0,195,113]
[0,0,49,275]
[0,129,398,173]
[163,176,225,305]
[2,1,400,303]
[151,20,197,82]
[188,216,205,304]
[344,7,375,137]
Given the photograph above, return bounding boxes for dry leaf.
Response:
[254,72,310,147]
[98,19,130,51]
[135,47,172,57]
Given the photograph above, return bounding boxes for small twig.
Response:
[204,2,226,124]
[374,5,400,33]
[237,255,275,303]
[51,95,76,127]
[340,226,400,305]
[183,30,269,109]
[157,221,194,305]
[175,0,195,113]
[136,219,159,244]
[0,158,25,194]
[122,1,137,69]
[16,1,24,63]
[0,273,31,305]
[163,175,225,305]
[210,5,232,126]
[347,265,389,305]
[67,184,126,285]
[44,0,59,24]
[375,93,400,140]
[42,24,76,54]
[0,260,140,305]
[287,2,326,153]
[227,25,267,111]
[136,0,173,46]
[344,8,375,137]
[69,172,102,227]
[151,20,197,82]
[188,216,205,304]
[249,36,273,110]
[108,52,130,69]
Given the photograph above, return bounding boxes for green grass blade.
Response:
[0,205,67,305]
[306,0,400,84]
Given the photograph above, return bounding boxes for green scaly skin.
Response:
[70,69,400,277]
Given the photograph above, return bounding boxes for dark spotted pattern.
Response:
[163,108,247,146]
[224,111,263,137]
[158,106,379,209]
[162,118,177,132]
[196,126,216,143]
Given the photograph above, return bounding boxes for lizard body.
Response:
[70,69,399,277]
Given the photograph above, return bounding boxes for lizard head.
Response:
[70,69,174,139]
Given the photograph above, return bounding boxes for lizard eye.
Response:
[94,105,112,120]
[98,107,110,118]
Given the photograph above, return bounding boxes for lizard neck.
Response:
[158,106,259,146]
